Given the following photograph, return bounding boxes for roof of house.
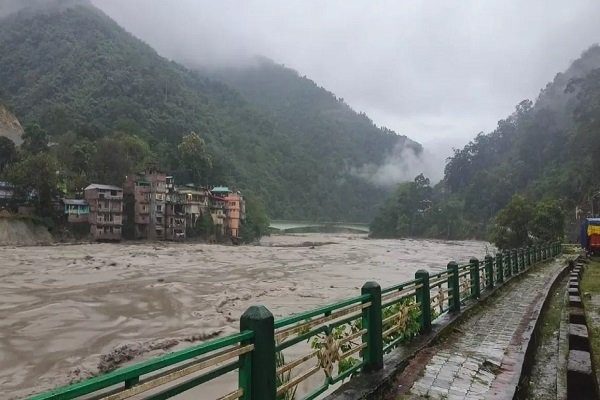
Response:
[63,199,88,206]
[84,184,122,191]
[211,186,231,193]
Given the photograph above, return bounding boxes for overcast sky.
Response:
[93,0,600,155]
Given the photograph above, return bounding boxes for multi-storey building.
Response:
[165,176,186,240]
[224,192,243,239]
[212,187,244,240]
[209,192,226,237]
[84,184,123,241]
[123,177,150,239]
[179,185,210,230]
[124,169,166,240]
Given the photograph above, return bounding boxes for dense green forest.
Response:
[0,1,419,223]
[371,46,600,247]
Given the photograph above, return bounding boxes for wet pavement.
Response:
[394,257,567,400]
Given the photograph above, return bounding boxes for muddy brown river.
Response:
[0,234,490,399]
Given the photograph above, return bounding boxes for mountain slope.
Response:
[443,45,600,220]
[0,1,420,221]
[370,45,600,240]
[206,59,422,220]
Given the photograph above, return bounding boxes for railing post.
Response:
[485,255,494,289]
[470,257,480,299]
[512,249,518,275]
[496,252,504,283]
[415,270,431,333]
[519,248,525,272]
[536,245,541,262]
[527,246,532,267]
[361,281,383,372]
[240,305,276,400]
[447,261,460,313]
[542,245,546,260]
[504,251,512,278]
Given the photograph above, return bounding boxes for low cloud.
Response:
[352,143,446,188]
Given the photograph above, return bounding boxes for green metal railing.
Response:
[30,242,563,400]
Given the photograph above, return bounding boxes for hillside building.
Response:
[179,185,210,230]
[84,184,123,241]
[62,199,89,223]
[211,187,244,240]
[165,176,186,240]
[124,169,166,240]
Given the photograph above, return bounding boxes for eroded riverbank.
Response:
[0,234,490,398]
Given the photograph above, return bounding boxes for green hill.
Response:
[0,1,420,222]
[371,45,600,241]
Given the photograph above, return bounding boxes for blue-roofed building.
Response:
[63,199,90,223]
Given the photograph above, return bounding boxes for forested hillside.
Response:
[371,46,600,245]
[0,1,418,222]
[207,59,422,220]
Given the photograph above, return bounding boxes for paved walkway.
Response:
[394,258,567,400]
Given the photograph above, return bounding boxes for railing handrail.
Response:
[29,330,254,400]
[274,293,370,329]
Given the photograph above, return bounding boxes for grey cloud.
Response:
[92,0,600,179]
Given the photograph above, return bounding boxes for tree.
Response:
[90,133,152,185]
[178,132,212,185]
[370,174,433,238]
[490,195,533,249]
[530,200,565,243]
[4,152,60,217]
[187,212,216,240]
[240,194,269,243]
[22,123,49,154]
[0,136,16,171]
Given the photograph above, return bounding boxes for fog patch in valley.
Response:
[352,142,447,187]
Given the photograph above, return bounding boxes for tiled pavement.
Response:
[396,258,566,400]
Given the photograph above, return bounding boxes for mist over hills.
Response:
[0,0,424,222]
[371,44,600,240]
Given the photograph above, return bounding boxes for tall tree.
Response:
[4,153,60,216]
[178,132,212,185]
[22,123,48,154]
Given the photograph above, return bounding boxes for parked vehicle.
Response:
[580,218,600,254]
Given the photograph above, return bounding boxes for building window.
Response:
[156,205,162,212]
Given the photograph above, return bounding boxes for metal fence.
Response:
[30,242,563,400]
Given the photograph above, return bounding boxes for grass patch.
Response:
[517,275,567,399]
[581,259,600,293]
[580,258,600,384]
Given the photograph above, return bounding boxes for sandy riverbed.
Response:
[0,234,491,398]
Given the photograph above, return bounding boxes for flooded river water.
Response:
[0,234,490,399]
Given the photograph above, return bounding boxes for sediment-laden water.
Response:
[0,234,490,399]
